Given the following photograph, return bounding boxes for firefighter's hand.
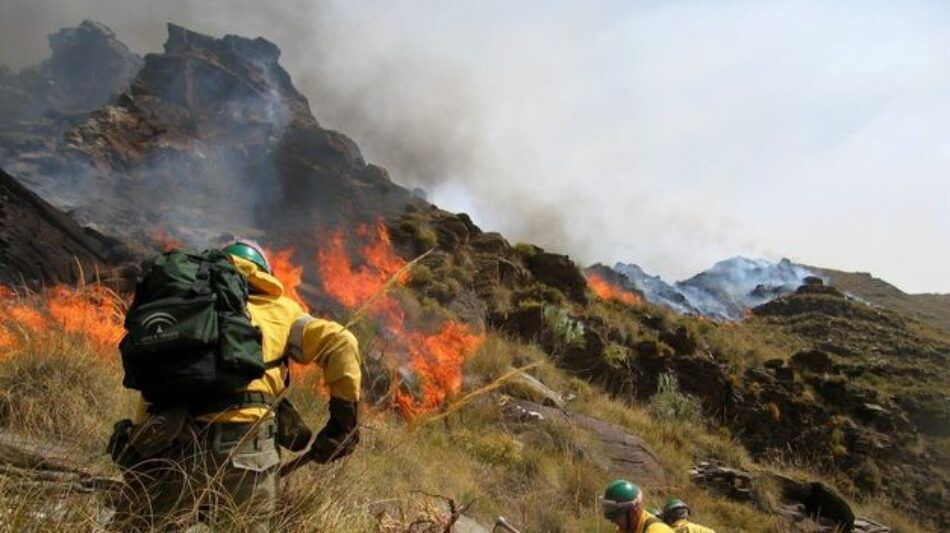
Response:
[309,398,359,463]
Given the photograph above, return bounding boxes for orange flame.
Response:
[316,222,482,417]
[46,285,125,347]
[587,273,642,306]
[0,283,125,352]
[151,228,184,252]
[266,247,308,311]
[318,222,408,308]
[394,322,483,416]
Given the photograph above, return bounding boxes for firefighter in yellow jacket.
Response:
[110,239,361,532]
[601,480,675,533]
[662,498,717,533]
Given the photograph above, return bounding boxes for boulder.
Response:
[502,370,564,408]
[791,350,833,374]
[525,251,588,304]
[507,399,668,489]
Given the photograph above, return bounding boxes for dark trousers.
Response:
[111,420,280,532]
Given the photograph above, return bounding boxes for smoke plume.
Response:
[1,0,948,292]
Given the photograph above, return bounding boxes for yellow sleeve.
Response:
[292,316,362,402]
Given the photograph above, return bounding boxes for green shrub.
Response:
[454,428,524,466]
[604,342,631,369]
[512,242,540,260]
[648,373,703,424]
[543,305,586,347]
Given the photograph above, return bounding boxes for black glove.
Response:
[309,397,360,464]
[107,419,138,467]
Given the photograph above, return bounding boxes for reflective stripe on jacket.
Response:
[135,255,361,423]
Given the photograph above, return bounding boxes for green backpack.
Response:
[120,249,271,407]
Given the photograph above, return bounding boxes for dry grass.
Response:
[0,294,927,532]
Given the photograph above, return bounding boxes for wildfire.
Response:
[318,221,408,309]
[394,322,483,416]
[316,222,483,417]
[587,272,642,306]
[0,283,125,352]
[266,247,308,311]
[46,285,126,347]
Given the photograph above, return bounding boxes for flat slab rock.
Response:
[506,399,668,489]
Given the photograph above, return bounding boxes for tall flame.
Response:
[266,247,308,311]
[318,222,408,309]
[587,273,643,306]
[316,222,482,417]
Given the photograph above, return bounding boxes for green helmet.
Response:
[602,480,642,519]
[646,506,661,516]
[663,497,689,520]
[223,238,271,273]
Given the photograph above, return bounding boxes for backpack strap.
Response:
[191,256,213,296]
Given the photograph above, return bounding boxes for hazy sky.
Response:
[2,0,948,293]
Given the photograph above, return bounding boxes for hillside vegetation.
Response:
[0,275,934,532]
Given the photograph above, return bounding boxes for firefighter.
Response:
[601,480,675,533]
[662,498,717,533]
[109,239,361,532]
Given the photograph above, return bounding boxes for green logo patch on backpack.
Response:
[120,249,266,406]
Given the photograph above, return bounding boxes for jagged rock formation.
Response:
[0,20,141,122]
[0,167,138,288]
[0,22,416,275]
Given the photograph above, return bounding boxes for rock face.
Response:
[0,22,415,288]
[505,399,668,490]
[691,462,893,533]
[0,20,141,121]
[0,167,137,289]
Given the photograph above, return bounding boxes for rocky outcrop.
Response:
[504,399,668,489]
[0,22,414,287]
[691,462,892,533]
[0,21,141,122]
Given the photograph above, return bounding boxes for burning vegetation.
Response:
[0,284,125,352]
[586,272,642,306]
[0,222,483,419]
[316,222,483,417]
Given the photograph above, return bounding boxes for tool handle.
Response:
[493,516,522,533]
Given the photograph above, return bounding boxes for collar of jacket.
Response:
[229,255,284,297]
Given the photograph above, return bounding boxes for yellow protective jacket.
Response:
[670,519,716,533]
[135,255,361,424]
[634,510,675,533]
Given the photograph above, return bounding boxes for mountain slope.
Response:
[0,167,137,288]
[812,266,950,335]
